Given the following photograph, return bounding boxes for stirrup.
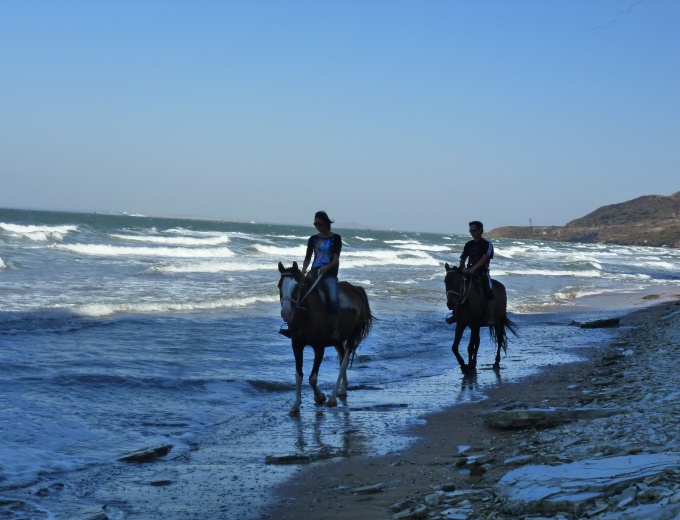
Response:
[445,314,456,325]
[279,327,292,338]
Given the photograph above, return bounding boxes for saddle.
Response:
[462,274,493,319]
[307,277,355,313]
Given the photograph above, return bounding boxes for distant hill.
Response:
[487,192,680,248]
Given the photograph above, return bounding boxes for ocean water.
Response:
[1,208,680,519]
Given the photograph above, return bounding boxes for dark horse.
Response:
[278,262,374,416]
[444,263,518,374]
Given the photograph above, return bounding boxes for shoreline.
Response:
[260,297,680,520]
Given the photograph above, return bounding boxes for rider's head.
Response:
[468,221,484,234]
[314,211,333,231]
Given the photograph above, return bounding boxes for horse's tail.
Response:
[344,285,375,365]
[489,315,519,356]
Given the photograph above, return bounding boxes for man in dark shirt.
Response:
[458,220,496,325]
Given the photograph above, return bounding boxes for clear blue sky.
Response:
[2,1,678,233]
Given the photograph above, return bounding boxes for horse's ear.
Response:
[445,262,450,271]
[292,261,298,270]
[278,262,285,273]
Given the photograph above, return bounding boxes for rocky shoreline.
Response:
[264,299,680,520]
[391,302,680,520]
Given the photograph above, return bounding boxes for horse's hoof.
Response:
[492,363,500,371]
[314,393,327,405]
[288,407,300,416]
[327,397,338,407]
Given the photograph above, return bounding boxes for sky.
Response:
[1,1,678,234]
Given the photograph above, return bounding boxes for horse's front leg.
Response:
[309,346,327,405]
[451,324,467,373]
[468,327,480,371]
[289,342,304,416]
[328,344,350,407]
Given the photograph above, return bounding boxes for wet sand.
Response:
[260,297,680,520]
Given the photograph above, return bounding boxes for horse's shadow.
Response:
[290,409,361,461]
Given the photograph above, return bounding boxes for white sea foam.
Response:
[75,295,278,316]
[56,244,235,258]
[353,236,376,242]
[495,268,602,278]
[267,234,308,241]
[111,233,230,246]
[343,249,439,268]
[151,261,273,273]
[0,222,77,241]
[391,243,451,252]
[0,257,5,269]
[253,244,307,256]
[639,260,677,270]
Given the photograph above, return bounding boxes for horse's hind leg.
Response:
[328,346,350,407]
[334,345,348,397]
[492,324,502,371]
[468,329,480,371]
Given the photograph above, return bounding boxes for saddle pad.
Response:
[317,290,355,312]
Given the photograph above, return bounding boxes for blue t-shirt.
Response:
[307,233,342,277]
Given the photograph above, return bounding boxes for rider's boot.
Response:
[445,305,456,324]
[330,314,341,342]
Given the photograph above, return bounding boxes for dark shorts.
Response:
[475,271,495,301]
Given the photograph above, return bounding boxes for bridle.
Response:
[279,271,325,311]
[446,269,471,306]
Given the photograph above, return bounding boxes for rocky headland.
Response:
[487,191,680,248]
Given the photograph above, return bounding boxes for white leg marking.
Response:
[289,373,303,416]
[328,348,350,407]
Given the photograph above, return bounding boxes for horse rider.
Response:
[447,220,496,326]
[301,211,342,342]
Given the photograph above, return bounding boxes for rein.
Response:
[446,271,471,305]
[280,271,324,310]
[298,273,324,306]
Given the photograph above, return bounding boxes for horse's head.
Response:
[444,263,466,310]
[278,261,304,322]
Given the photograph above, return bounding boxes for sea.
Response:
[1,207,680,519]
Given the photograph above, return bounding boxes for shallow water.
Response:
[1,208,678,518]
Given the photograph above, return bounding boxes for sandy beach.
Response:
[261,297,680,520]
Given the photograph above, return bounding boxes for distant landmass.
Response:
[487,191,680,248]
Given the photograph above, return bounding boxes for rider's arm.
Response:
[319,253,339,275]
[467,254,489,274]
[301,240,313,274]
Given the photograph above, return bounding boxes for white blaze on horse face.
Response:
[280,276,298,322]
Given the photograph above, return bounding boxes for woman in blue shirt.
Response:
[301,211,342,341]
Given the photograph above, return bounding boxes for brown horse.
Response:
[278,261,374,416]
[444,263,518,374]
